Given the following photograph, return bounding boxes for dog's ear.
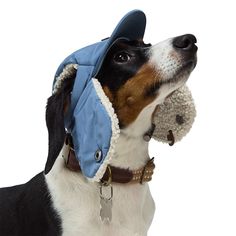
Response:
[44,69,76,174]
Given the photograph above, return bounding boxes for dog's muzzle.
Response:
[173,34,198,67]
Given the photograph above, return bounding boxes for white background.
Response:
[0,0,236,235]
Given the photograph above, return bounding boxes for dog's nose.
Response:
[173,34,197,52]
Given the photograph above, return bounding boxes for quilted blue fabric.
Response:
[53,10,146,180]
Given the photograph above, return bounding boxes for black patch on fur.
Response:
[45,69,76,174]
[145,81,162,97]
[0,173,61,236]
[145,79,174,98]
[97,40,150,92]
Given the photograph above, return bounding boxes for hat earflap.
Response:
[152,85,196,145]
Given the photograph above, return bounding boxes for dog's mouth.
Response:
[174,58,197,80]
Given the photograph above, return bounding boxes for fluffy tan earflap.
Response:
[152,85,196,145]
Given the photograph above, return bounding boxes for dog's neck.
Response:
[110,101,158,170]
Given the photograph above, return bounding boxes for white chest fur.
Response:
[46,155,155,236]
[45,102,159,236]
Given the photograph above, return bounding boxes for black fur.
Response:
[45,69,76,174]
[0,173,61,236]
[0,68,76,236]
[97,40,150,91]
[144,81,162,97]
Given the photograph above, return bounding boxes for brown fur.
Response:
[103,64,161,126]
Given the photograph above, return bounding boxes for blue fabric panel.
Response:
[71,80,112,178]
[64,65,93,130]
[52,10,146,179]
[54,41,108,85]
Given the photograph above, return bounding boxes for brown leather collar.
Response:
[65,147,155,184]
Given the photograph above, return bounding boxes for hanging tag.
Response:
[100,196,112,223]
[99,183,113,223]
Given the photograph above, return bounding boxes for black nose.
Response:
[173,34,197,52]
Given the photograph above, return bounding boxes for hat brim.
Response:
[94,9,146,75]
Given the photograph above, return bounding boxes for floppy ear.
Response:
[44,67,76,174]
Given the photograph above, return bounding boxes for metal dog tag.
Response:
[100,197,112,223]
[99,183,113,223]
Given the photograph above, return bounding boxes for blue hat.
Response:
[52,10,146,181]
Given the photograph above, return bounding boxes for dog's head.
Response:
[97,35,197,128]
[45,11,197,178]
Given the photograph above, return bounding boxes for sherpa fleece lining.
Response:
[52,64,120,181]
[91,78,120,182]
[53,64,78,94]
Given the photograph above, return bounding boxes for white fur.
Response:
[46,144,155,236]
[149,38,182,80]
[45,101,160,236]
[111,95,165,170]
[148,38,192,102]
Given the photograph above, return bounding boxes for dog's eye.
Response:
[113,52,131,63]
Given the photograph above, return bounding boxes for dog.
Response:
[0,16,197,236]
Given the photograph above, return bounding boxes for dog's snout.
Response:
[173,34,197,52]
